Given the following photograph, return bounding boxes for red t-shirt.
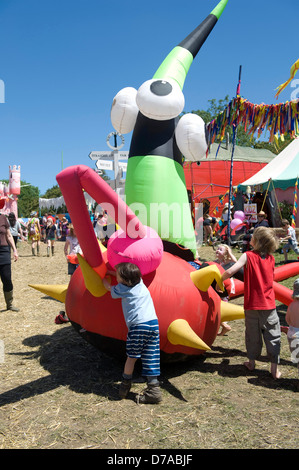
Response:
[244,250,276,310]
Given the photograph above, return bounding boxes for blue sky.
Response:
[0,0,298,195]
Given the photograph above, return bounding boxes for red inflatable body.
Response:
[66,251,222,360]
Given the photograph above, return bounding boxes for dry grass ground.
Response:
[0,240,298,450]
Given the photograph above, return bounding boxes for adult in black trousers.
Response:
[0,210,19,311]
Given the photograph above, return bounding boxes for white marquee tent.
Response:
[240,137,299,226]
[240,137,299,191]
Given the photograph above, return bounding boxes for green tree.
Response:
[254,133,293,155]
[41,184,62,199]
[18,181,40,217]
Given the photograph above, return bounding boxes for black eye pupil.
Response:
[150,80,172,96]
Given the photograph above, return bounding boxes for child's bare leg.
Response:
[124,357,137,377]
[218,322,231,336]
[270,362,281,379]
[119,357,137,399]
[243,359,255,371]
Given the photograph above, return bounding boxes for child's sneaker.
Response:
[135,383,162,404]
[119,379,131,399]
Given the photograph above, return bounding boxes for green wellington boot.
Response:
[4,290,19,312]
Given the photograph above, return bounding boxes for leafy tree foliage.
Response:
[17,181,40,217]
[41,184,62,199]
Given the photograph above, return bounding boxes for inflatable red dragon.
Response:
[31,164,245,362]
[30,164,298,363]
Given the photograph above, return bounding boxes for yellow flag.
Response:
[275,59,299,99]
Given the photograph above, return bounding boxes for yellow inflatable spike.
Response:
[190,264,224,292]
[77,253,107,297]
[98,240,107,253]
[220,300,244,322]
[29,284,68,303]
[167,319,211,351]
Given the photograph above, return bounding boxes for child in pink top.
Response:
[221,227,281,379]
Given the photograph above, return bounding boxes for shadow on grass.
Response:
[0,326,124,407]
[0,325,297,408]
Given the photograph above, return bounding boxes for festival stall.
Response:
[183,142,274,217]
[239,137,299,227]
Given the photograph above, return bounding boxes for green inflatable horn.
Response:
[154,0,229,89]
[125,0,229,258]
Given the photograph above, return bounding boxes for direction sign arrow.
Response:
[118,161,127,171]
[89,151,113,160]
[117,151,129,160]
[95,159,114,171]
[89,150,129,161]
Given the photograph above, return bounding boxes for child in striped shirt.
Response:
[103,262,162,404]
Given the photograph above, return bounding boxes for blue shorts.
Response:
[126,319,160,377]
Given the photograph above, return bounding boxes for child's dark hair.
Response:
[8,212,16,227]
[115,262,141,287]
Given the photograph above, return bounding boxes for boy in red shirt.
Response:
[221,227,281,379]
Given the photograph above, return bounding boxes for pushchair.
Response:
[213,221,250,251]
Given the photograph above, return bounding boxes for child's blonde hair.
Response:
[68,223,75,237]
[251,226,279,254]
[217,244,234,263]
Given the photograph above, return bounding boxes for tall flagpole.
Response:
[227,65,242,245]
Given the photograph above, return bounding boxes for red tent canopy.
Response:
[183,144,275,217]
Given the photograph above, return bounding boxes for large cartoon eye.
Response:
[111,87,139,134]
[136,79,185,120]
[175,113,208,161]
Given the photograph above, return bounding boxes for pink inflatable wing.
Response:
[56,165,147,273]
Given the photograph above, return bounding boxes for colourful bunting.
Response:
[292,177,298,228]
[275,59,299,99]
[206,97,299,145]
